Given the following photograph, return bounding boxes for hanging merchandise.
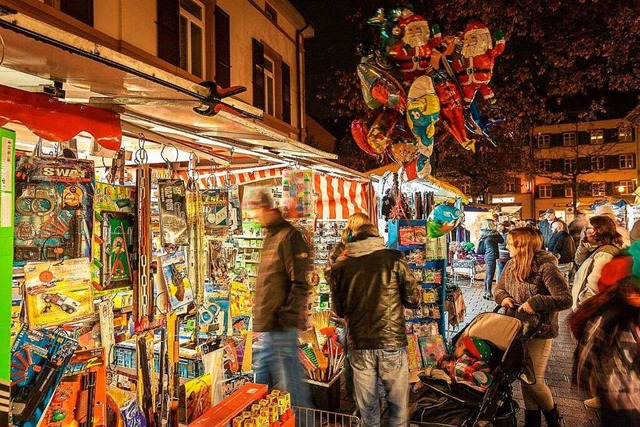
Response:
[202,189,228,230]
[11,325,79,427]
[14,154,94,264]
[158,179,189,246]
[92,182,136,291]
[159,249,194,310]
[134,156,153,329]
[23,258,94,329]
[281,169,314,219]
[427,202,463,238]
[181,374,212,423]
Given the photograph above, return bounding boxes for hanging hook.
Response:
[160,144,179,171]
[135,133,148,165]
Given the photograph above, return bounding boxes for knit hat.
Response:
[458,337,492,361]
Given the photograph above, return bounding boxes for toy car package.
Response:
[159,249,193,310]
[41,348,107,427]
[158,179,189,246]
[92,182,136,291]
[14,155,94,265]
[11,325,79,427]
[23,258,94,329]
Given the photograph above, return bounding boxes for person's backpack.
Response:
[476,238,486,255]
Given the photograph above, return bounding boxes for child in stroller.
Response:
[410,307,534,426]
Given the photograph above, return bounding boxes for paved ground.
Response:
[335,270,602,426]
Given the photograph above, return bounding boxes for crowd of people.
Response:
[245,184,639,427]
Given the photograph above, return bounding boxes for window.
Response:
[564,186,573,198]
[179,0,205,78]
[563,132,576,146]
[590,156,605,170]
[539,185,552,198]
[591,182,606,196]
[263,55,276,117]
[460,183,471,194]
[618,180,636,195]
[214,7,231,88]
[619,127,633,142]
[538,159,551,172]
[564,158,576,172]
[620,154,635,169]
[590,129,604,144]
[536,134,550,148]
[504,181,516,193]
[265,2,278,23]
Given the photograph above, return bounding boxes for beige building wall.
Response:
[93,0,158,55]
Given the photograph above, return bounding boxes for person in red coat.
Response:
[452,22,505,104]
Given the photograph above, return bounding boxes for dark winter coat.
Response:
[479,230,504,261]
[253,216,311,332]
[330,236,420,350]
[548,230,576,264]
[494,251,572,339]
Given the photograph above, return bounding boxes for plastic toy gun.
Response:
[137,337,157,427]
[75,371,97,427]
[12,340,77,423]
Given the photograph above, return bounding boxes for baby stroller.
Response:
[410,306,536,427]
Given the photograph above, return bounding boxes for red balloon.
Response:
[350,119,377,155]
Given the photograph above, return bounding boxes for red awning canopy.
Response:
[0,84,121,151]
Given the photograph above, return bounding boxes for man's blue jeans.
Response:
[350,347,409,427]
[252,328,312,408]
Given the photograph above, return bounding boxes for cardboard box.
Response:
[189,382,268,427]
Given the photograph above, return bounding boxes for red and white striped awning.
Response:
[175,167,283,188]
[315,174,371,220]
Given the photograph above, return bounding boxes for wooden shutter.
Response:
[214,7,231,88]
[157,0,180,66]
[281,62,291,124]
[252,39,265,110]
[60,0,94,26]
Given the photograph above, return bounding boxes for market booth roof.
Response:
[0,10,337,170]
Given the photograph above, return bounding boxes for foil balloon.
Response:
[406,76,440,156]
[427,204,462,238]
[357,62,407,112]
[404,153,431,180]
[367,111,402,154]
[350,118,378,155]
[389,141,418,165]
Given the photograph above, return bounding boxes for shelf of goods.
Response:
[311,219,347,311]
[387,219,449,382]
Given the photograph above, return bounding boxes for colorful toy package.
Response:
[42,348,107,427]
[105,386,146,427]
[180,373,212,423]
[91,182,136,291]
[23,258,94,328]
[281,169,314,219]
[158,179,189,246]
[11,325,79,427]
[202,189,228,231]
[159,249,193,309]
[199,286,230,336]
[14,156,94,265]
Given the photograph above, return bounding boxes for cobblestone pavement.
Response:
[337,273,602,426]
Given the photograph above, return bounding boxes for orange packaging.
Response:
[189,383,268,427]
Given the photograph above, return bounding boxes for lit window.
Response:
[536,134,550,148]
[538,159,551,172]
[539,185,552,199]
[590,156,605,170]
[619,154,635,169]
[179,0,205,78]
[564,158,576,172]
[590,129,604,144]
[618,180,636,195]
[619,127,633,142]
[591,182,605,196]
[563,132,576,146]
[263,55,276,117]
[564,186,573,198]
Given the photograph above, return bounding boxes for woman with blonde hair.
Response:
[494,227,572,427]
[328,213,371,266]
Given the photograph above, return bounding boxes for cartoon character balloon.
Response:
[427,203,463,237]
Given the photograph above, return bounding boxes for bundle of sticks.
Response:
[297,324,345,382]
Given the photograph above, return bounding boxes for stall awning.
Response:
[175,167,283,187]
[0,84,121,150]
[315,174,371,220]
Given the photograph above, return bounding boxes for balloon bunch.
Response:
[427,201,463,238]
[351,6,505,179]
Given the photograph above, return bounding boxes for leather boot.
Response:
[524,409,542,427]
[542,404,563,427]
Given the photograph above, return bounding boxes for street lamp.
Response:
[618,185,626,194]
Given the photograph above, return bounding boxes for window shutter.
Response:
[281,62,291,124]
[157,0,180,66]
[252,39,265,110]
[60,0,94,26]
[577,131,590,145]
[603,128,616,142]
[550,134,563,147]
[214,7,231,88]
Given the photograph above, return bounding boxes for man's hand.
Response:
[518,301,535,314]
[501,297,515,308]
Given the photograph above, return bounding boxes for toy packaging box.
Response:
[281,169,314,219]
[23,258,94,329]
[199,285,230,336]
[14,156,94,265]
[42,348,107,427]
[11,325,79,427]
[158,179,189,246]
[159,249,194,310]
[180,373,212,423]
[202,189,228,231]
[91,182,136,291]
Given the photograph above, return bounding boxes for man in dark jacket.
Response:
[330,223,420,427]
[539,208,558,249]
[244,187,311,408]
[548,220,576,281]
